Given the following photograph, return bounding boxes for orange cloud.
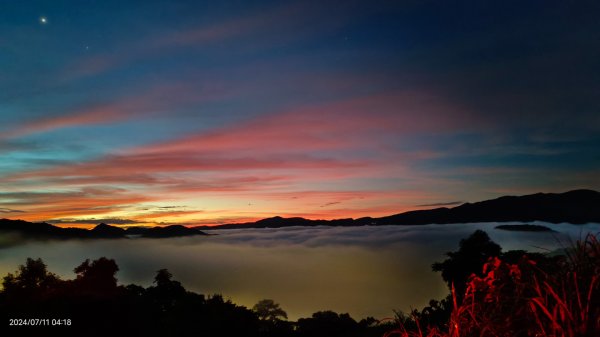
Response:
[1,188,153,222]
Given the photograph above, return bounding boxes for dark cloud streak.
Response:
[0,208,25,214]
[46,218,142,226]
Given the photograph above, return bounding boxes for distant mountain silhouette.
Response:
[0,220,207,239]
[91,223,127,238]
[138,224,207,238]
[495,224,555,232]
[196,189,600,229]
[2,190,598,237]
[0,219,88,238]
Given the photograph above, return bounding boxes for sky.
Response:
[1,0,599,227]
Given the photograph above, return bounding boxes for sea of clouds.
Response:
[0,222,598,319]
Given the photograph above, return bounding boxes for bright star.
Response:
[40,17,47,24]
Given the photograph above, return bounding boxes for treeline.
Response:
[0,257,391,337]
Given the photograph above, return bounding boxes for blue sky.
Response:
[1,0,599,225]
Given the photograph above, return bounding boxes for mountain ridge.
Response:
[196,189,600,230]
[0,220,207,239]
[1,190,598,236]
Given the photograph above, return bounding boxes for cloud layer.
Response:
[1,223,597,319]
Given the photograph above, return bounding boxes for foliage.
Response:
[253,299,288,322]
[528,233,600,337]
[296,311,368,337]
[72,257,119,296]
[387,232,600,337]
[1,258,59,301]
[432,230,501,300]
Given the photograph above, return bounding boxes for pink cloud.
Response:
[2,104,125,140]
[4,91,471,222]
[137,90,475,156]
[10,154,363,181]
[6,91,471,189]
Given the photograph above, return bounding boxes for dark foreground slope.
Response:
[199,189,600,229]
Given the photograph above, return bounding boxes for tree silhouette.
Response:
[154,268,174,287]
[1,257,59,300]
[296,311,361,337]
[73,257,119,295]
[146,268,186,312]
[253,299,288,322]
[432,230,501,301]
[251,299,292,336]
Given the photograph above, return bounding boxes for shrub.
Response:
[387,232,600,337]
